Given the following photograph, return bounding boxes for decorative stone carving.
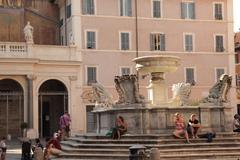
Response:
[114,75,144,104]
[92,83,113,108]
[171,83,191,106]
[24,21,34,44]
[26,74,37,80]
[81,90,95,103]
[202,74,232,105]
[69,76,77,81]
[1,0,22,8]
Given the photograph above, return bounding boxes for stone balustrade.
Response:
[0,42,27,56]
[0,42,79,61]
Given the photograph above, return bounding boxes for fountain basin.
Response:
[133,55,181,74]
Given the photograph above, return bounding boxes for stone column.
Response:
[26,74,36,128]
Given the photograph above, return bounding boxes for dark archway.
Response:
[0,79,24,137]
[38,79,68,137]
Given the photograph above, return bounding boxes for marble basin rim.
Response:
[133,55,181,74]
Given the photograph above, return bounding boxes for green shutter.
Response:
[127,0,132,16]
[160,34,165,51]
[150,34,155,51]
[120,0,123,16]
[181,2,186,19]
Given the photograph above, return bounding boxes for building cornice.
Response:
[0,58,81,66]
[77,14,231,24]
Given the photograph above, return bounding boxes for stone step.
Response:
[61,145,240,156]
[61,140,240,149]
[160,147,240,155]
[160,152,240,160]
[61,145,129,154]
[52,158,239,160]
[67,137,240,144]
[75,132,238,139]
[52,153,128,160]
[51,152,240,160]
[54,133,240,160]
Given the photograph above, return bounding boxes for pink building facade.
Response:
[57,0,236,132]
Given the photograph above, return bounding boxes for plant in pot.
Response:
[20,122,28,137]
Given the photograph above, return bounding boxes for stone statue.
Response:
[114,75,144,104]
[0,0,22,7]
[23,21,34,43]
[202,74,232,105]
[171,83,191,106]
[15,0,22,7]
[69,32,75,45]
[92,83,113,108]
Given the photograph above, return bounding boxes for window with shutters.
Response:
[66,4,71,18]
[120,0,132,16]
[152,0,161,18]
[150,33,165,51]
[215,35,224,52]
[120,32,130,50]
[185,68,195,84]
[215,68,225,82]
[184,33,194,52]
[87,67,97,85]
[181,2,195,19]
[120,67,131,75]
[86,31,96,49]
[236,75,240,87]
[82,0,95,15]
[86,105,97,133]
[214,3,223,20]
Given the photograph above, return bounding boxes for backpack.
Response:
[206,132,216,143]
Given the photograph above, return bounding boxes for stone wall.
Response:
[95,104,232,134]
[0,0,59,44]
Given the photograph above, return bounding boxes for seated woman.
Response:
[187,114,201,138]
[112,116,127,139]
[173,113,190,143]
[44,133,62,160]
[233,114,240,132]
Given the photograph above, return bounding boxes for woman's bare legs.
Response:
[184,131,190,143]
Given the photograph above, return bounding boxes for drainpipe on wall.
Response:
[135,0,140,89]
[135,0,139,58]
[64,0,68,45]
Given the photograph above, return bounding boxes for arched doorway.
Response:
[0,79,24,138]
[38,79,68,137]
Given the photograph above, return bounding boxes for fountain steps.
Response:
[50,132,240,160]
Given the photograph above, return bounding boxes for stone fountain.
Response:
[92,55,233,134]
[133,55,180,105]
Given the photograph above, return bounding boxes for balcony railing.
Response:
[0,42,28,57]
[0,42,79,61]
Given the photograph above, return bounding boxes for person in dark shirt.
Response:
[21,138,32,160]
[187,114,201,139]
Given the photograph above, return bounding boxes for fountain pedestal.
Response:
[147,72,168,104]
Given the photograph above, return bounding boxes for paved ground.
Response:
[5,139,22,160]
[5,138,47,160]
